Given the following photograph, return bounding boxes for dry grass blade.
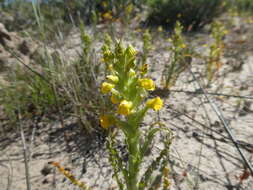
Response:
[18,113,31,190]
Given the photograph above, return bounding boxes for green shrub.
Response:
[146,0,226,31]
[233,0,253,13]
[0,64,61,123]
[39,0,143,21]
[66,0,142,24]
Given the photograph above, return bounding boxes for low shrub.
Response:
[146,0,226,31]
[233,0,253,14]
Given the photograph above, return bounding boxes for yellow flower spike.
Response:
[126,44,137,57]
[138,78,155,91]
[100,115,113,129]
[111,95,120,104]
[117,100,133,116]
[107,75,119,83]
[101,82,114,94]
[146,97,163,111]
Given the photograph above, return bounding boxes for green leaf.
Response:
[140,127,160,160]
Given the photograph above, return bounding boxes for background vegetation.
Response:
[1,0,252,131]
[0,0,252,189]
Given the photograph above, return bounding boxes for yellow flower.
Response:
[111,95,119,104]
[99,115,113,129]
[146,97,163,111]
[107,75,119,83]
[138,78,155,91]
[101,82,114,94]
[117,100,133,115]
[102,11,113,20]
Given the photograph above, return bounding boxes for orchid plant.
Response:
[100,39,172,190]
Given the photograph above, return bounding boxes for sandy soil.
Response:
[0,15,253,190]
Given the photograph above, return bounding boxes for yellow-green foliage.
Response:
[162,21,192,89]
[206,21,227,83]
[142,30,153,66]
[233,0,253,14]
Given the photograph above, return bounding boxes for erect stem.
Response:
[126,127,140,190]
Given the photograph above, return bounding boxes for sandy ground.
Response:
[0,15,253,190]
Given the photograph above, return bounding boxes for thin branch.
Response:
[189,67,253,177]
[7,47,52,85]
[170,89,253,99]
[151,88,253,100]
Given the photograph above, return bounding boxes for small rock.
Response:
[192,131,199,137]
[41,163,54,176]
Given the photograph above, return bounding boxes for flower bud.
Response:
[106,75,119,83]
[115,41,124,57]
[100,115,113,129]
[129,68,136,77]
[111,95,120,104]
[126,44,137,57]
[101,82,114,94]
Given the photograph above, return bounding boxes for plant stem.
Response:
[127,128,140,190]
